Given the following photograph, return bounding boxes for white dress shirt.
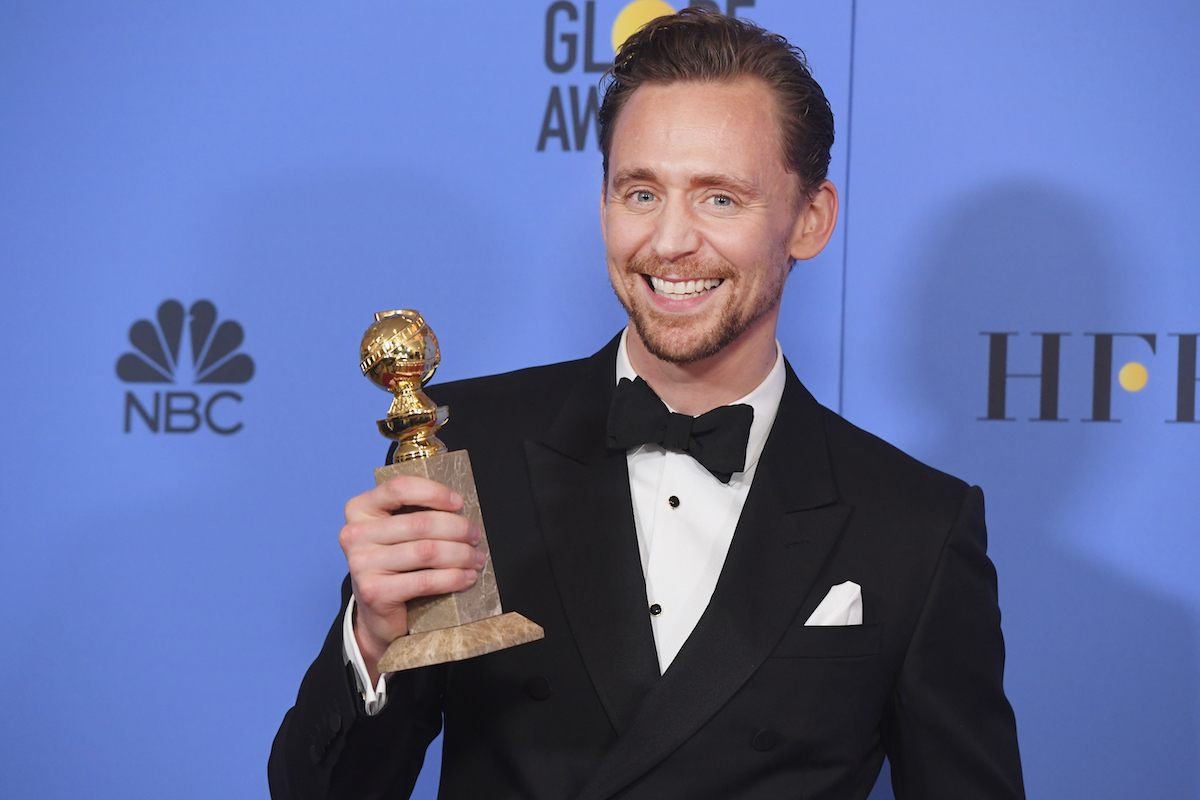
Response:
[616,330,785,672]
[344,328,786,712]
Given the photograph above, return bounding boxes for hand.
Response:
[339,475,485,683]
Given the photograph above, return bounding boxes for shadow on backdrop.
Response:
[867,182,1199,799]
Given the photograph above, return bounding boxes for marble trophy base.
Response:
[377,611,545,672]
[373,449,543,672]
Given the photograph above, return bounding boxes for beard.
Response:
[614,253,788,365]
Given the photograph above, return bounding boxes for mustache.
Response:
[627,254,735,281]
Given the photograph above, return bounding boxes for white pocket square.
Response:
[804,581,863,626]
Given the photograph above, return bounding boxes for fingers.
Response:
[340,508,481,555]
[341,474,486,651]
[345,475,465,522]
[341,474,481,556]
[346,537,487,583]
[354,567,481,615]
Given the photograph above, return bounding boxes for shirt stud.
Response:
[668,495,680,508]
[650,603,662,616]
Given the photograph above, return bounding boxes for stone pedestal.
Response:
[373,449,544,672]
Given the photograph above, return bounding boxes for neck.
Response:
[626,312,779,416]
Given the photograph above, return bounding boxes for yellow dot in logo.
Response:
[1118,361,1148,392]
[613,1,676,55]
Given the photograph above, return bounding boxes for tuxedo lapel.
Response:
[576,363,852,800]
[524,336,662,735]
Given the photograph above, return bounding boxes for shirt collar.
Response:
[615,327,786,475]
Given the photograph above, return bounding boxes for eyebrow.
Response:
[690,173,760,197]
[609,168,760,198]
[609,168,658,189]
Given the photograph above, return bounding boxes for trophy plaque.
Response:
[360,309,544,672]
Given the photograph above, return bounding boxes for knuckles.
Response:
[343,495,361,523]
[411,538,439,564]
[344,548,370,577]
[338,522,362,552]
[354,576,384,609]
[393,510,472,542]
[402,512,431,539]
[382,475,415,500]
[408,570,436,598]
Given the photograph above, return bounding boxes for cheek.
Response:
[703,227,771,275]
[605,211,653,258]
[604,239,638,295]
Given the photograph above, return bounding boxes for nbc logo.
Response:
[117,299,254,434]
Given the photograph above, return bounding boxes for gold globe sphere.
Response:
[360,309,449,461]
[360,309,440,392]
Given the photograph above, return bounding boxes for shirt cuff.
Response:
[341,594,390,716]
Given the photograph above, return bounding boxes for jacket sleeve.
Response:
[269,575,448,800]
[882,486,1026,799]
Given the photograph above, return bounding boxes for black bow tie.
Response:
[606,377,754,483]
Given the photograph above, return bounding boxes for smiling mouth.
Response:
[645,276,724,300]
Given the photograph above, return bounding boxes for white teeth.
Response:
[648,276,723,299]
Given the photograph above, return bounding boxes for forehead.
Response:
[607,78,790,185]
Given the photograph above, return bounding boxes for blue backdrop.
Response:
[1,1,1196,797]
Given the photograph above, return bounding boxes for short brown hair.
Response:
[598,7,834,197]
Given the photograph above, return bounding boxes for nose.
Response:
[650,196,701,262]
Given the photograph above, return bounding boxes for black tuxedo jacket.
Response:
[270,336,1024,800]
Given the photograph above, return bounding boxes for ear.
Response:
[788,180,839,262]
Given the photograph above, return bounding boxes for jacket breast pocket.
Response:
[768,623,883,659]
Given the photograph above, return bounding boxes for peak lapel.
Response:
[576,364,852,800]
[524,336,661,735]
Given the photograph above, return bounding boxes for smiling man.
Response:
[271,10,1024,800]
[602,75,836,414]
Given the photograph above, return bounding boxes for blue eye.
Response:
[711,195,732,206]
[635,191,654,203]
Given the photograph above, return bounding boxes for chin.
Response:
[629,311,743,365]
[611,266,780,365]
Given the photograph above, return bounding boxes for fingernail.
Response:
[450,491,464,507]
[475,550,487,568]
[470,525,482,545]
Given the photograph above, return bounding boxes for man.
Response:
[270,9,1024,799]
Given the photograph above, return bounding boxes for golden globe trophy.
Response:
[360,310,544,672]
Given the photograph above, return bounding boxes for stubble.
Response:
[614,253,788,365]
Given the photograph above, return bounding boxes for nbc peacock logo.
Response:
[117,299,254,434]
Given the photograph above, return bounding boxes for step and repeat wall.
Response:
[2,1,1196,797]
